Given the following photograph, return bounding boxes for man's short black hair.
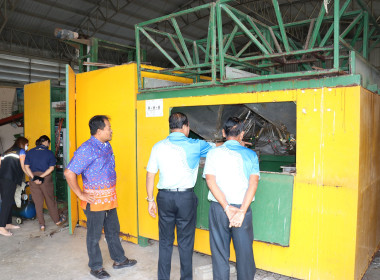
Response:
[169,112,188,130]
[223,117,245,137]
[89,115,109,135]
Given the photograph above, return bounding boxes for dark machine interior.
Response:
[172,102,297,173]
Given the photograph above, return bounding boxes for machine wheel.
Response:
[16,217,23,224]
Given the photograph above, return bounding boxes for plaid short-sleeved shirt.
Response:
[67,136,117,211]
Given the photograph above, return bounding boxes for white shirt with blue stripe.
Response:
[147,132,215,189]
[203,140,260,204]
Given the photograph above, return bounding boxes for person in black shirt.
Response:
[0,137,29,236]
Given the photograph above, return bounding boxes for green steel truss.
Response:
[67,37,146,72]
[135,0,380,92]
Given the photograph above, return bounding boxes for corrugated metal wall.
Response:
[369,47,380,70]
[0,53,78,86]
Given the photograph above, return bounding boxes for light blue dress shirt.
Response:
[147,132,214,189]
[203,140,260,204]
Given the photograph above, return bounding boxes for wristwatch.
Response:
[146,196,154,202]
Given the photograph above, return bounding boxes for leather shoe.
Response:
[112,258,137,269]
[90,268,110,279]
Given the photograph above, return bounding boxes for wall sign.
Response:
[146,99,163,117]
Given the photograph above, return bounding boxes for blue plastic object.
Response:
[12,199,36,219]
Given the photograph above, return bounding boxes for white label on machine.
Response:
[146,99,163,117]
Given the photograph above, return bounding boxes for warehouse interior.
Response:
[1,0,380,279]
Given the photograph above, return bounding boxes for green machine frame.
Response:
[65,37,146,72]
[135,0,380,93]
[50,87,67,203]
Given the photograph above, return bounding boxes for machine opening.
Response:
[172,102,296,174]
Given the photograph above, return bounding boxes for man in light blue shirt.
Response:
[146,112,215,280]
[204,117,260,280]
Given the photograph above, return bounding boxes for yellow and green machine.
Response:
[24,0,380,279]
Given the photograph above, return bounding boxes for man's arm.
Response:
[205,174,239,223]
[39,166,55,178]
[230,174,259,227]
[24,164,34,180]
[64,168,95,204]
[24,164,43,184]
[19,155,28,176]
[146,171,157,218]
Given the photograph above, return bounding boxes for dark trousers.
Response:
[0,178,17,227]
[156,190,198,280]
[209,201,256,280]
[29,172,59,226]
[83,203,126,271]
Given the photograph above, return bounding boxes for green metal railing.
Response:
[136,2,217,90]
[66,37,146,73]
[135,0,380,92]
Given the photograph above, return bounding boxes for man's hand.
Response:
[78,192,95,204]
[34,179,42,185]
[148,201,157,218]
[225,205,239,226]
[146,171,157,218]
[229,210,246,228]
[64,169,95,204]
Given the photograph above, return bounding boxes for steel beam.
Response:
[13,6,134,43]
[135,0,380,92]
[217,1,225,79]
[309,3,326,50]
[319,0,352,47]
[76,0,134,37]
[0,0,18,34]
[170,17,193,65]
[363,11,369,59]
[272,0,289,52]
[221,4,269,55]
[0,27,75,61]
[139,28,180,67]
[341,13,363,39]
[334,0,340,69]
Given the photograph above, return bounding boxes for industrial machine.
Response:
[133,1,380,279]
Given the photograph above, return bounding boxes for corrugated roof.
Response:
[1,0,380,68]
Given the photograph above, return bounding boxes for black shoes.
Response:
[90,258,137,278]
[112,258,137,269]
[90,268,110,279]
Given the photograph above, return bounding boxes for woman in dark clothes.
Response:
[0,137,29,236]
[24,135,65,231]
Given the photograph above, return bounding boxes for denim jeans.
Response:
[209,201,256,280]
[156,190,198,280]
[84,203,126,271]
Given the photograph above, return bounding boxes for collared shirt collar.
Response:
[224,140,241,146]
[168,132,187,138]
[37,145,48,149]
[90,136,109,148]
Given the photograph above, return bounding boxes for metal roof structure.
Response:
[0,0,380,85]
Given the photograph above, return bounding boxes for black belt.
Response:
[159,188,193,192]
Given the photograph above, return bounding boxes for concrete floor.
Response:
[0,214,379,280]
